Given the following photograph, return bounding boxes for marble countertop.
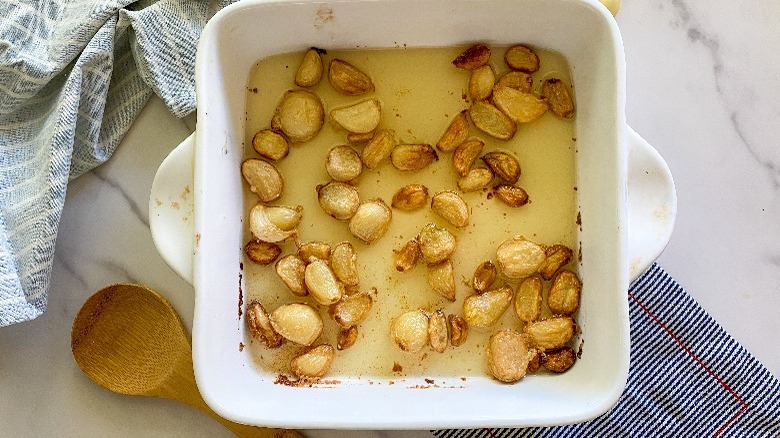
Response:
[2,1,778,436]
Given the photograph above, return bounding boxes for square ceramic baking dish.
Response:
[149,0,677,429]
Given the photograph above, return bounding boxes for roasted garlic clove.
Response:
[361,129,395,169]
[539,244,574,280]
[514,274,543,323]
[249,204,302,242]
[390,310,429,353]
[487,329,537,383]
[548,269,581,315]
[436,110,470,152]
[273,90,324,143]
[391,184,429,211]
[330,242,360,286]
[541,78,575,119]
[457,167,494,192]
[496,236,545,280]
[524,316,576,350]
[270,303,323,346]
[329,290,373,328]
[427,260,456,301]
[430,190,469,228]
[496,71,533,93]
[349,199,392,244]
[452,139,484,177]
[295,48,324,88]
[317,181,360,221]
[337,326,358,350]
[330,99,381,134]
[541,347,576,373]
[304,258,344,305]
[328,59,374,95]
[492,86,549,124]
[469,65,496,101]
[504,45,540,73]
[448,314,468,347]
[291,344,334,379]
[246,301,283,348]
[252,129,289,161]
[297,240,332,264]
[241,159,284,202]
[472,260,497,293]
[428,309,449,353]
[469,101,516,141]
[494,185,529,207]
[452,44,491,70]
[481,151,521,184]
[394,238,420,272]
[275,254,308,296]
[326,145,363,182]
[417,223,456,265]
[390,144,438,171]
[347,130,375,144]
[462,286,513,328]
[245,239,282,265]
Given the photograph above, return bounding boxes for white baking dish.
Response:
[149,0,676,429]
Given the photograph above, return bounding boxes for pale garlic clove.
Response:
[391,144,438,171]
[436,110,469,152]
[541,78,575,119]
[494,185,529,207]
[394,238,420,272]
[472,260,497,293]
[330,242,360,286]
[431,190,469,228]
[496,236,545,280]
[328,59,374,95]
[304,258,344,305]
[297,240,332,264]
[295,48,324,88]
[514,274,543,323]
[252,129,289,161]
[548,269,582,316]
[391,184,429,211]
[291,344,334,379]
[427,260,456,301]
[469,65,496,101]
[246,301,283,348]
[452,139,484,177]
[481,151,521,184]
[541,347,576,373]
[469,101,516,141]
[524,316,576,351]
[329,289,373,328]
[417,223,456,265]
[487,329,537,383]
[245,239,282,265]
[330,99,382,134]
[539,244,574,280]
[241,159,284,202]
[457,167,494,192]
[349,199,392,244]
[462,286,513,328]
[390,310,429,353]
[270,303,323,346]
[496,71,533,93]
[452,44,491,70]
[275,254,308,296]
[326,145,363,182]
[448,314,468,347]
[361,129,395,169]
[492,86,549,124]
[249,204,302,243]
[274,90,324,143]
[337,326,358,350]
[504,45,540,72]
[428,309,448,353]
[317,181,360,221]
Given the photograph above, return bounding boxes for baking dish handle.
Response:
[626,126,677,282]
[149,133,195,285]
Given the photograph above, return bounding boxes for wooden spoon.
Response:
[71,283,299,438]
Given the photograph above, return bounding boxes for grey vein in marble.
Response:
[88,167,150,227]
[53,251,89,292]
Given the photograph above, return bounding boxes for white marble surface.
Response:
[2,1,779,436]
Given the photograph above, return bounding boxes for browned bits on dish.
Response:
[295,48,324,88]
[548,269,581,315]
[394,238,420,272]
[291,344,334,379]
[469,101,517,141]
[428,309,448,353]
[427,260,456,301]
[462,286,513,328]
[504,45,540,72]
[494,185,529,207]
[246,301,283,348]
[348,199,392,244]
[524,316,576,350]
[436,110,470,152]
[329,290,373,328]
[539,244,574,280]
[297,241,332,264]
[328,59,374,95]
[337,326,358,350]
[487,329,537,383]
[417,223,456,265]
[457,167,494,192]
[391,310,429,353]
[391,184,429,211]
[275,255,308,296]
[330,99,382,134]
[481,151,521,184]
[514,274,543,323]
[542,78,575,119]
[361,129,395,169]
[249,204,302,243]
[452,139,484,177]
[469,65,495,101]
[270,303,323,346]
[431,191,469,228]
[241,159,284,202]
[391,144,438,171]
[347,130,375,144]
[496,71,533,93]
[245,239,282,265]
[273,90,324,143]
[330,242,360,286]
[452,44,491,70]
[496,236,546,280]
[252,130,289,161]
[492,86,549,124]
[472,260,497,293]
[448,314,468,347]
[326,145,363,182]
[542,347,576,373]
[304,258,344,305]
[317,181,360,221]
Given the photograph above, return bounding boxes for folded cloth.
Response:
[433,264,780,437]
[0,0,231,326]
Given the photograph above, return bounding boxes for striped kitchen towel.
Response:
[433,264,780,437]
